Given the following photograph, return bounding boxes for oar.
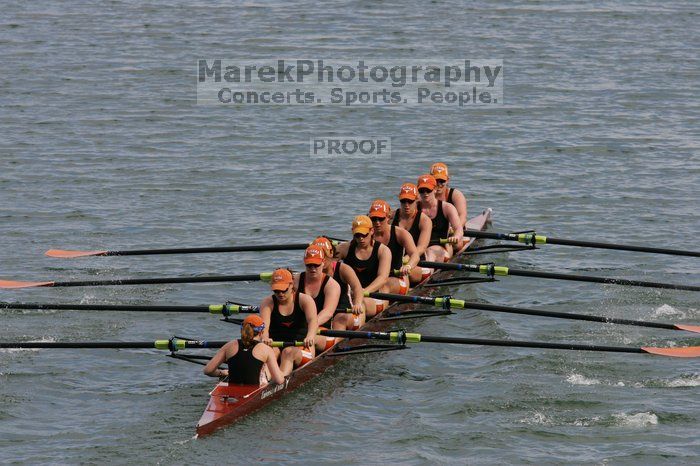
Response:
[0,273,274,289]
[0,301,259,315]
[366,292,700,334]
[45,240,343,258]
[463,229,700,258]
[318,329,700,358]
[419,261,700,292]
[0,339,302,350]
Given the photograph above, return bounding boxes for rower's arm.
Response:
[203,340,234,377]
[443,203,463,241]
[363,243,391,294]
[262,346,285,385]
[317,279,341,327]
[416,214,432,255]
[453,189,468,227]
[259,297,273,342]
[335,241,350,260]
[299,293,319,345]
[340,263,365,312]
[397,227,420,268]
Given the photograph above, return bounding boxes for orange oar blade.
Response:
[642,346,700,358]
[0,280,55,289]
[674,324,700,335]
[45,249,108,258]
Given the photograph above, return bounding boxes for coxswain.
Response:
[391,183,433,282]
[294,244,341,352]
[312,236,366,331]
[259,268,318,376]
[417,174,463,262]
[203,314,285,386]
[336,215,392,318]
[368,199,421,293]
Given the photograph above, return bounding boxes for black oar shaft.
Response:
[105,244,310,256]
[418,335,646,354]
[0,340,227,349]
[463,229,700,258]
[545,236,700,258]
[418,261,700,292]
[50,274,264,287]
[0,302,212,312]
[367,292,683,332]
[318,329,645,354]
[507,268,700,292]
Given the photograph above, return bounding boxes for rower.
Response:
[431,162,468,229]
[417,174,463,262]
[203,314,285,386]
[336,215,392,318]
[294,244,341,352]
[368,199,421,293]
[259,268,318,376]
[312,236,366,331]
[391,183,433,283]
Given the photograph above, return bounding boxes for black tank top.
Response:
[387,225,404,271]
[392,211,421,246]
[227,339,263,385]
[332,261,352,313]
[344,240,380,288]
[269,291,307,341]
[447,188,454,205]
[298,272,330,316]
[423,200,449,244]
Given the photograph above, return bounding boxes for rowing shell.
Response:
[195,208,494,437]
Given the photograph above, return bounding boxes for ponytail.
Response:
[241,323,255,348]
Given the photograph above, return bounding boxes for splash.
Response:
[566,373,600,386]
[652,304,685,318]
[519,411,553,426]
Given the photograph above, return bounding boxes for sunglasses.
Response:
[353,232,369,239]
[436,179,447,185]
[369,216,385,223]
[400,199,415,205]
[273,286,291,295]
[418,188,432,194]
[305,263,321,269]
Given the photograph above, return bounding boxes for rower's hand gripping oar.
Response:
[463,229,700,258]
[366,291,700,335]
[44,240,344,258]
[0,272,276,289]
[318,329,700,358]
[419,261,700,292]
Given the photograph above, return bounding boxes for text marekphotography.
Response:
[197,59,503,107]
[310,137,391,159]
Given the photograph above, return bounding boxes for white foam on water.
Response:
[664,374,700,388]
[652,304,685,318]
[573,416,601,427]
[566,373,601,386]
[519,411,553,426]
[612,412,658,427]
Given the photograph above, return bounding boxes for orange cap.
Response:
[270,268,294,291]
[312,236,334,258]
[368,199,390,219]
[242,314,265,331]
[417,174,436,191]
[352,215,372,234]
[430,162,449,181]
[304,244,324,265]
[399,183,417,200]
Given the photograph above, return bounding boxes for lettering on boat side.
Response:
[261,377,290,400]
